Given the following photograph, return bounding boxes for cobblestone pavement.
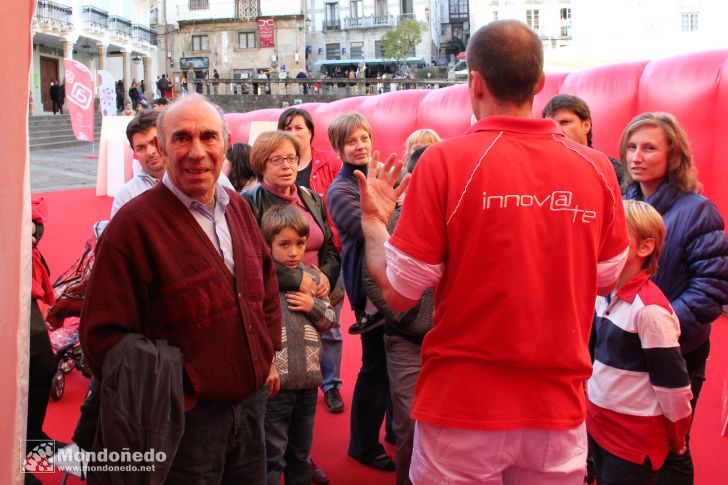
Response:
[30,144,100,193]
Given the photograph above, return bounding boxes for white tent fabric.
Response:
[2,1,33,483]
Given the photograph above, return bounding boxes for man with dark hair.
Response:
[356,20,629,483]
[110,109,165,217]
[543,94,625,188]
[81,94,282,483]
[153,97,169,110]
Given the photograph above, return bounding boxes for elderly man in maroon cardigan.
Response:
[80,94,282,483]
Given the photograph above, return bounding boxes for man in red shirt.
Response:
[356,20,629,483]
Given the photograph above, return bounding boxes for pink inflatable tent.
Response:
[226,50,728,221]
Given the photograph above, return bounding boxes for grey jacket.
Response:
[90,333,184,484]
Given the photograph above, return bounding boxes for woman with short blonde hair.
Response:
[327,112,372,161]
[403,128,440,165]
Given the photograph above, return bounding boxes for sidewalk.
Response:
[30,144,99,193]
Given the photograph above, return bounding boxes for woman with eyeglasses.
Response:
[243,130,340,298]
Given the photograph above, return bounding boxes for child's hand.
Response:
[299,272,317,295]
[266,362,280,398]
[286,291,314,313]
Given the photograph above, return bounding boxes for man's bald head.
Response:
[156,94,229,153]
[466,20,544,106]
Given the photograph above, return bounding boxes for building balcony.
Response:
[132,24,157,46]
[82,5,108,30]
[449,12,469,23]
[33,0,73,31]
[323,19,340,31]
[342,14,395,30]
[109,15,132,38]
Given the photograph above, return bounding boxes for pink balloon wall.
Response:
[226,50,728,220]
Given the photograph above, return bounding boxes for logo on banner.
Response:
[97,70,117,116]
[63,59,95,142]
[21,440,56,474]
[258,18,275,48]
[66,78,94,110]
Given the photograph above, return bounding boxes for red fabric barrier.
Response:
[224,50,728,220]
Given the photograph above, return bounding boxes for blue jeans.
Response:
[320,299,343,392]
[166,386,268,484]
[265,388,318,485]
[657,340,710,485]
[348,325,390,462]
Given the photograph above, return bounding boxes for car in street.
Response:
[454,60,468,80]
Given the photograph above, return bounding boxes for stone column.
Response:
[142,55,152,99]
[96,43,107,71]
[62,39,73,59]
[121,49,131,93]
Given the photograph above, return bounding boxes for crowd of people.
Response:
[27,19,728,485]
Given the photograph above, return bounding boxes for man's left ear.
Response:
[584,118,592,135]
[469,70,483,97]
[226,133,232,151]
[637,238,656,258]
[534,73,546,95]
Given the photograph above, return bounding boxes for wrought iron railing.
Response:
[342,15,394,30]
[132,24,157,45]
[34,0,73,29]
[109,15,132,38]
[323,19,340,31]
[82,5,108,29]
[176,77,464,97]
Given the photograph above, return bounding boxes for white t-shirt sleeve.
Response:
[597,245,628,288]
[384,241,444,300]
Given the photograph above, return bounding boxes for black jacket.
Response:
[242,185,340,289]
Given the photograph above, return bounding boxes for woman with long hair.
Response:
[620,112,728,482]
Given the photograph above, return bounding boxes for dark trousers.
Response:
[27,300,57,444]
[348,325,390,462]
[52,99,62,114]
[165,386,268,485]
[590,435,659,485]
[658,340,710,485]
[265,388,317,485]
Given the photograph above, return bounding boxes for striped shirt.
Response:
[587,270,693,469]
[163,173,235,274]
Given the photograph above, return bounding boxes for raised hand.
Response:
[354,150,410,226]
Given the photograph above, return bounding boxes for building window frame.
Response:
[681,12,698,32]
[238,31,256,48]
[189,0,209,11]
[192,34,209,52]
[351,41,364,59]
[526,9,540,33]
[326,42,341,60]
[350,0,362,19]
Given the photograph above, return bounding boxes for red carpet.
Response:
[32,188,728,484]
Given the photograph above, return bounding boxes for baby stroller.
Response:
[46,222,107,400]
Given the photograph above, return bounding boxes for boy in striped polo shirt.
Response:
[587,200,693,484]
